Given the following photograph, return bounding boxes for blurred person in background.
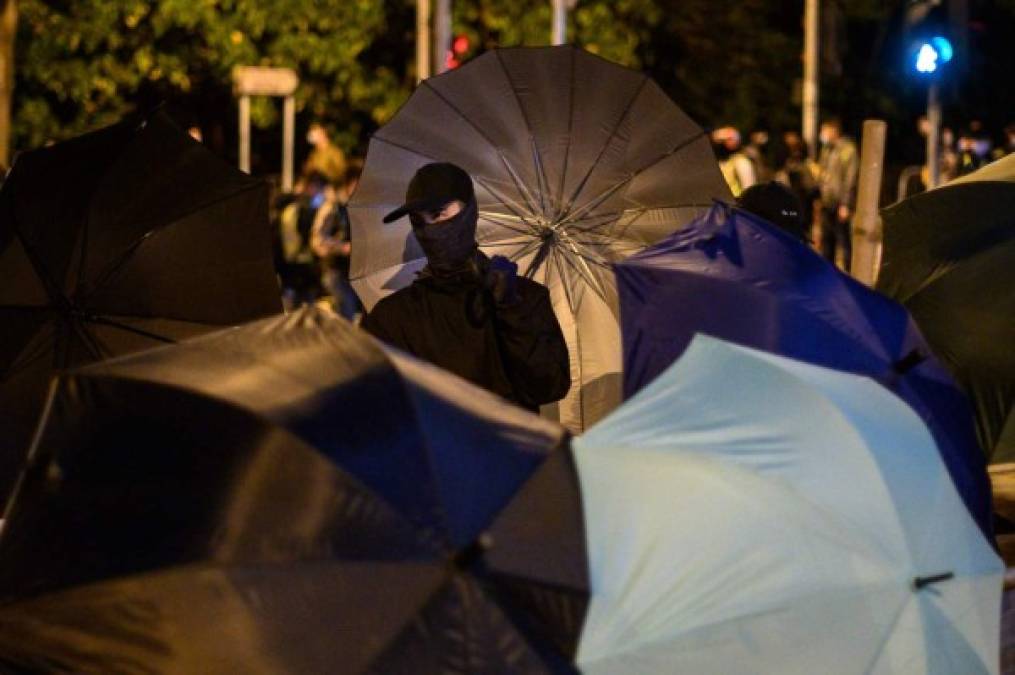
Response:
[302,122,347,185]
[712,126,757,197]
[311,162,362,320]
[277,172,327,310]
[774,130,819,245]
[816,117,858,271]
[737,180,809,243]
[957,127,989,176]
[939,126,959,183]
[744,129,773,183]
[992,123,1015,160]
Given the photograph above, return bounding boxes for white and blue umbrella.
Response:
[573,335,1002,674]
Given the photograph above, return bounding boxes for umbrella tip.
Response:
[451,533,495,569]
[892,349,926,375]
[912,571,954,590]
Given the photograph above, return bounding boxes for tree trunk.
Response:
[0,0,16,169]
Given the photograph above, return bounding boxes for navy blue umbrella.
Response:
[615,202,992,542]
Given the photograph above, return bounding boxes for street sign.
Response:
[232,66,298,97]
[232,65,299,191]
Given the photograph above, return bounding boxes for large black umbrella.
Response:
[878,154,1015,462]
[0,307,588,673]
[0,110,281,503]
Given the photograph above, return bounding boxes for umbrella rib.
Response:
[553,46,576,220]
[85,315,178,345]
[371,135,539,232]
[82,182,266,300]
[560,131,707,227]
[84,230,157,300]
[420,81,544,219]
[565,202,714,235]
[477,237,535,249]
[493,49,553,222]
[530,136,551,218]
[11,229,71,310]
[2,330,53,380]
[589,205,648,242]
[550,244,580,316]
[0,304,54,311]
[67,319,108,363]
[515,238,552,276]
[478,212,539,237]
[559,75,650,220]
[555,242,611,299]
[562,246,615,269]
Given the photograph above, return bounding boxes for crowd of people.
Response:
[711,117,1015,271]
[269,116,1014,320]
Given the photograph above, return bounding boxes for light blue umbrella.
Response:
[573,335,1001,674]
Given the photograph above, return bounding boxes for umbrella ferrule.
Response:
[912,571,954,590]
[892,349,926,375]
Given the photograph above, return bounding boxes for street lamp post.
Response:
[905,2,955,190]
[417,0,431,83]
[926,82,941,189]
[551,0,577,46]
[433,0,451,75]
[802,0,820,160]
[552,0,567,45]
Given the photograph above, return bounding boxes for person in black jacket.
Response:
[361,162,570,411]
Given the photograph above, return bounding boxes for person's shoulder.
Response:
[516,275,552,301]
[371,287,415,314]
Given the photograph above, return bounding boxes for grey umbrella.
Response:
[350,45,730,431]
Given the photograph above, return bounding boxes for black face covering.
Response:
[411,198,479,274]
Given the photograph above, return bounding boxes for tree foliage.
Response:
[11,0,1015,164]
[13,0,408,154]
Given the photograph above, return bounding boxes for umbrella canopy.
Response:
[878,153,1015,463]
[615,202,992,542]
[0,110,282,505]
[349,45,730,432]
[0,307,588,673]
[573,335,1002,674]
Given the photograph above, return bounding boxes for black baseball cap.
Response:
[382,162,475,223]
[736,181,808,242]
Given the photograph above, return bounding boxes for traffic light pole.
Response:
[434,0,451,75]
[417,0,431,83]
[926,82,941,188]
[552,0,567,44]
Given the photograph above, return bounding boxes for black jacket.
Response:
[361,257,570,410]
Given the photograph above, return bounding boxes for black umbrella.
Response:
[0,110,281,504]
[878,154,1015,462]
[0,307,588,673]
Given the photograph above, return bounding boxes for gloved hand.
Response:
[484,255,519,306]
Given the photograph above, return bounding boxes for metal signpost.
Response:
[232,66,299,192]
[552,0,578,45]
